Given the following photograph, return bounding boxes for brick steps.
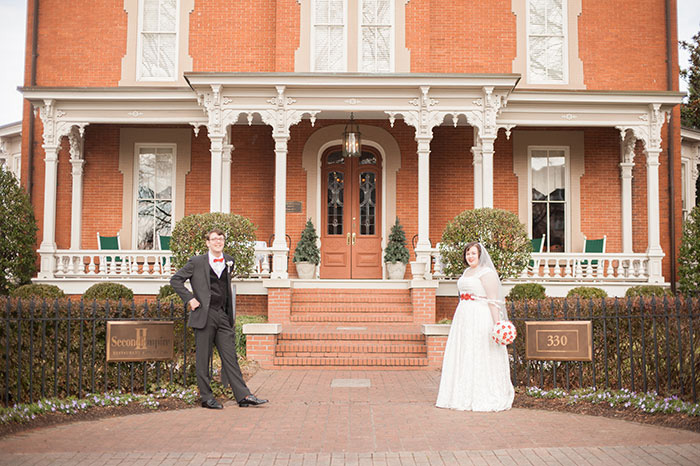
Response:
[290,313,413,323]
[273,356,430,367]
[270,288,429,368]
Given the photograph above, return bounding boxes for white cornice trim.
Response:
[681,127,700,142]
[0,122,21,137]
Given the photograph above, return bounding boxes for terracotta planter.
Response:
[296,262,316,279]
[386,262,407,280]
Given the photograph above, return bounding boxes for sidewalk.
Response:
[1,370,699,465]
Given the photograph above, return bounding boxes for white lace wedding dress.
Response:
[436,268,514,411]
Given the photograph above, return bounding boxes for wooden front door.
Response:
[320,148,383,279]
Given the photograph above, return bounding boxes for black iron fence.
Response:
[507,296,700,402]
[1,298,196,406]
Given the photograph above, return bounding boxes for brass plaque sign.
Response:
[106,321,174,362]
[286,201,302,213]
[525,321,592,361]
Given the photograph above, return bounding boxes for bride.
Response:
[436,241,514,411]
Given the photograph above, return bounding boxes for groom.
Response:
[170,228,268,409]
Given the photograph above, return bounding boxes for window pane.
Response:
[546,0,563,35]
[545,37,563,81]
[376,0,390,24]
[362,28,377,71]
[143,0,160,30]
[531,156,548,201]
[549,203,565,252]
[362,0,375,24]
[529,0,545,34]
[158,33,177,78]
[160,0,177,32]
[328,26,344,71]
[359,172,376,235]
[141,33,159,77]
[155,200,172,236]
[138,151,155,199]
[315,0,330,22]
[137,200,155,250]
[329,0,344,24]
[548,156,565,200]
[155,151,173,199]
[327,150,345,165]
[529,36,547,81]
[327,171,344,235]
[376,27,391,72]
[359,151,377,165]
[532,202,547,243]
[314,27,330,70]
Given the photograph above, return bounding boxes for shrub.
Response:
[625,285,673,298]
[235,315,267,358]
[10,284,66,299]
[170,212,256,277]
[159,293,183,305]
[440,208,530,278]
[83,283,134,301]
[384,218,410,264]
[158,284,176,300]
[507,283,546,301]
[0,170,38,295]
[567,286,608,299]
[679,205,700,296]
[293,219,320,265]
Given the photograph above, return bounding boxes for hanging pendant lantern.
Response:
[342,112,361,158]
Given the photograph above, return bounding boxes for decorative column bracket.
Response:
[615,103,671,284]
[35,99,89,278]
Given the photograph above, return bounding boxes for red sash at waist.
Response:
[460,293,486,301]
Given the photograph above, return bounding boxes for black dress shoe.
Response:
[201,399,223,409]
[238,394,268,407]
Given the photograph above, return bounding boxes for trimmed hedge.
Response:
[679,205,700,296]
[83,283,134,301]
[10,284,65,299]
[507,283,546,301]
[158,285,176,300]
[440,208,530,278]
[567,286,608,299]
[625,285,673,297]
[171,212,256,277]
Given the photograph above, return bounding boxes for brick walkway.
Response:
[1,370,699,465]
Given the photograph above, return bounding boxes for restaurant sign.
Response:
[106,321,174,362]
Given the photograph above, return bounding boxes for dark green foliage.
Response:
[567,286,608,299]
[235,314,267,358]
[10,284,65,299]
[0,170,38,295]
[507,283,547,301]
[625,285,673,298]
[384,218,409,264]
[293,219,320,265]
[170,212,256,277]
[83,283,134,301]
[440,208,530,278]
[679,205,700,296]
[157,284,176,300]
[159,293,183,304]
[681,30,700,129]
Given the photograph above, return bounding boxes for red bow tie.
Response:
[213,257,224,263]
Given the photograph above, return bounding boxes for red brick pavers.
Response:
[1,370,699,465]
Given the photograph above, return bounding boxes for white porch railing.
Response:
[51,246,272,279]
[429,250,653,282]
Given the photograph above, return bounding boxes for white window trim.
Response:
[356,0,396,73]
[132,143,177,249]
[311,0,348,72]
[136,0,180,82]
[527,145,571,252]
[681,157,695,220]
[526,0,569,85]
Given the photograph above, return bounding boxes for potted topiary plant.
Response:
[384,218,410,279]
[293,219,320,279]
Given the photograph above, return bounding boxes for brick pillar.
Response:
[246,335,276,368]
[265,280,292,323]
[422,324,450,368]
[410,280,438,324]
[243,323,282,369]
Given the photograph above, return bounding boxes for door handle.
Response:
[347,233,351,245]
[352,232,356,245]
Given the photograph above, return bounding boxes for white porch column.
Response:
[619,129,635,254]
[646,147,664,283]
[415,136,433,264]
[221,127,233,214]
[38,142,59,278]
[68,126,85,250]
[271,133,289,279]
[481,137,495,208]
[472,130,483,208]
[209,133,224,212]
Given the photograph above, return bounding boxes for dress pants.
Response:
[195,307,251,402]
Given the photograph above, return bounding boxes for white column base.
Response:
[37,247,57,279]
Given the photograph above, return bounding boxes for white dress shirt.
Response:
[208,252,226,278]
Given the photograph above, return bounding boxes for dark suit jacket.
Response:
[170,253,237,329]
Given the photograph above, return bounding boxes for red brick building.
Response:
[18,1,687,366]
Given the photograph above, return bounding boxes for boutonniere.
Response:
[226,260,234,268]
